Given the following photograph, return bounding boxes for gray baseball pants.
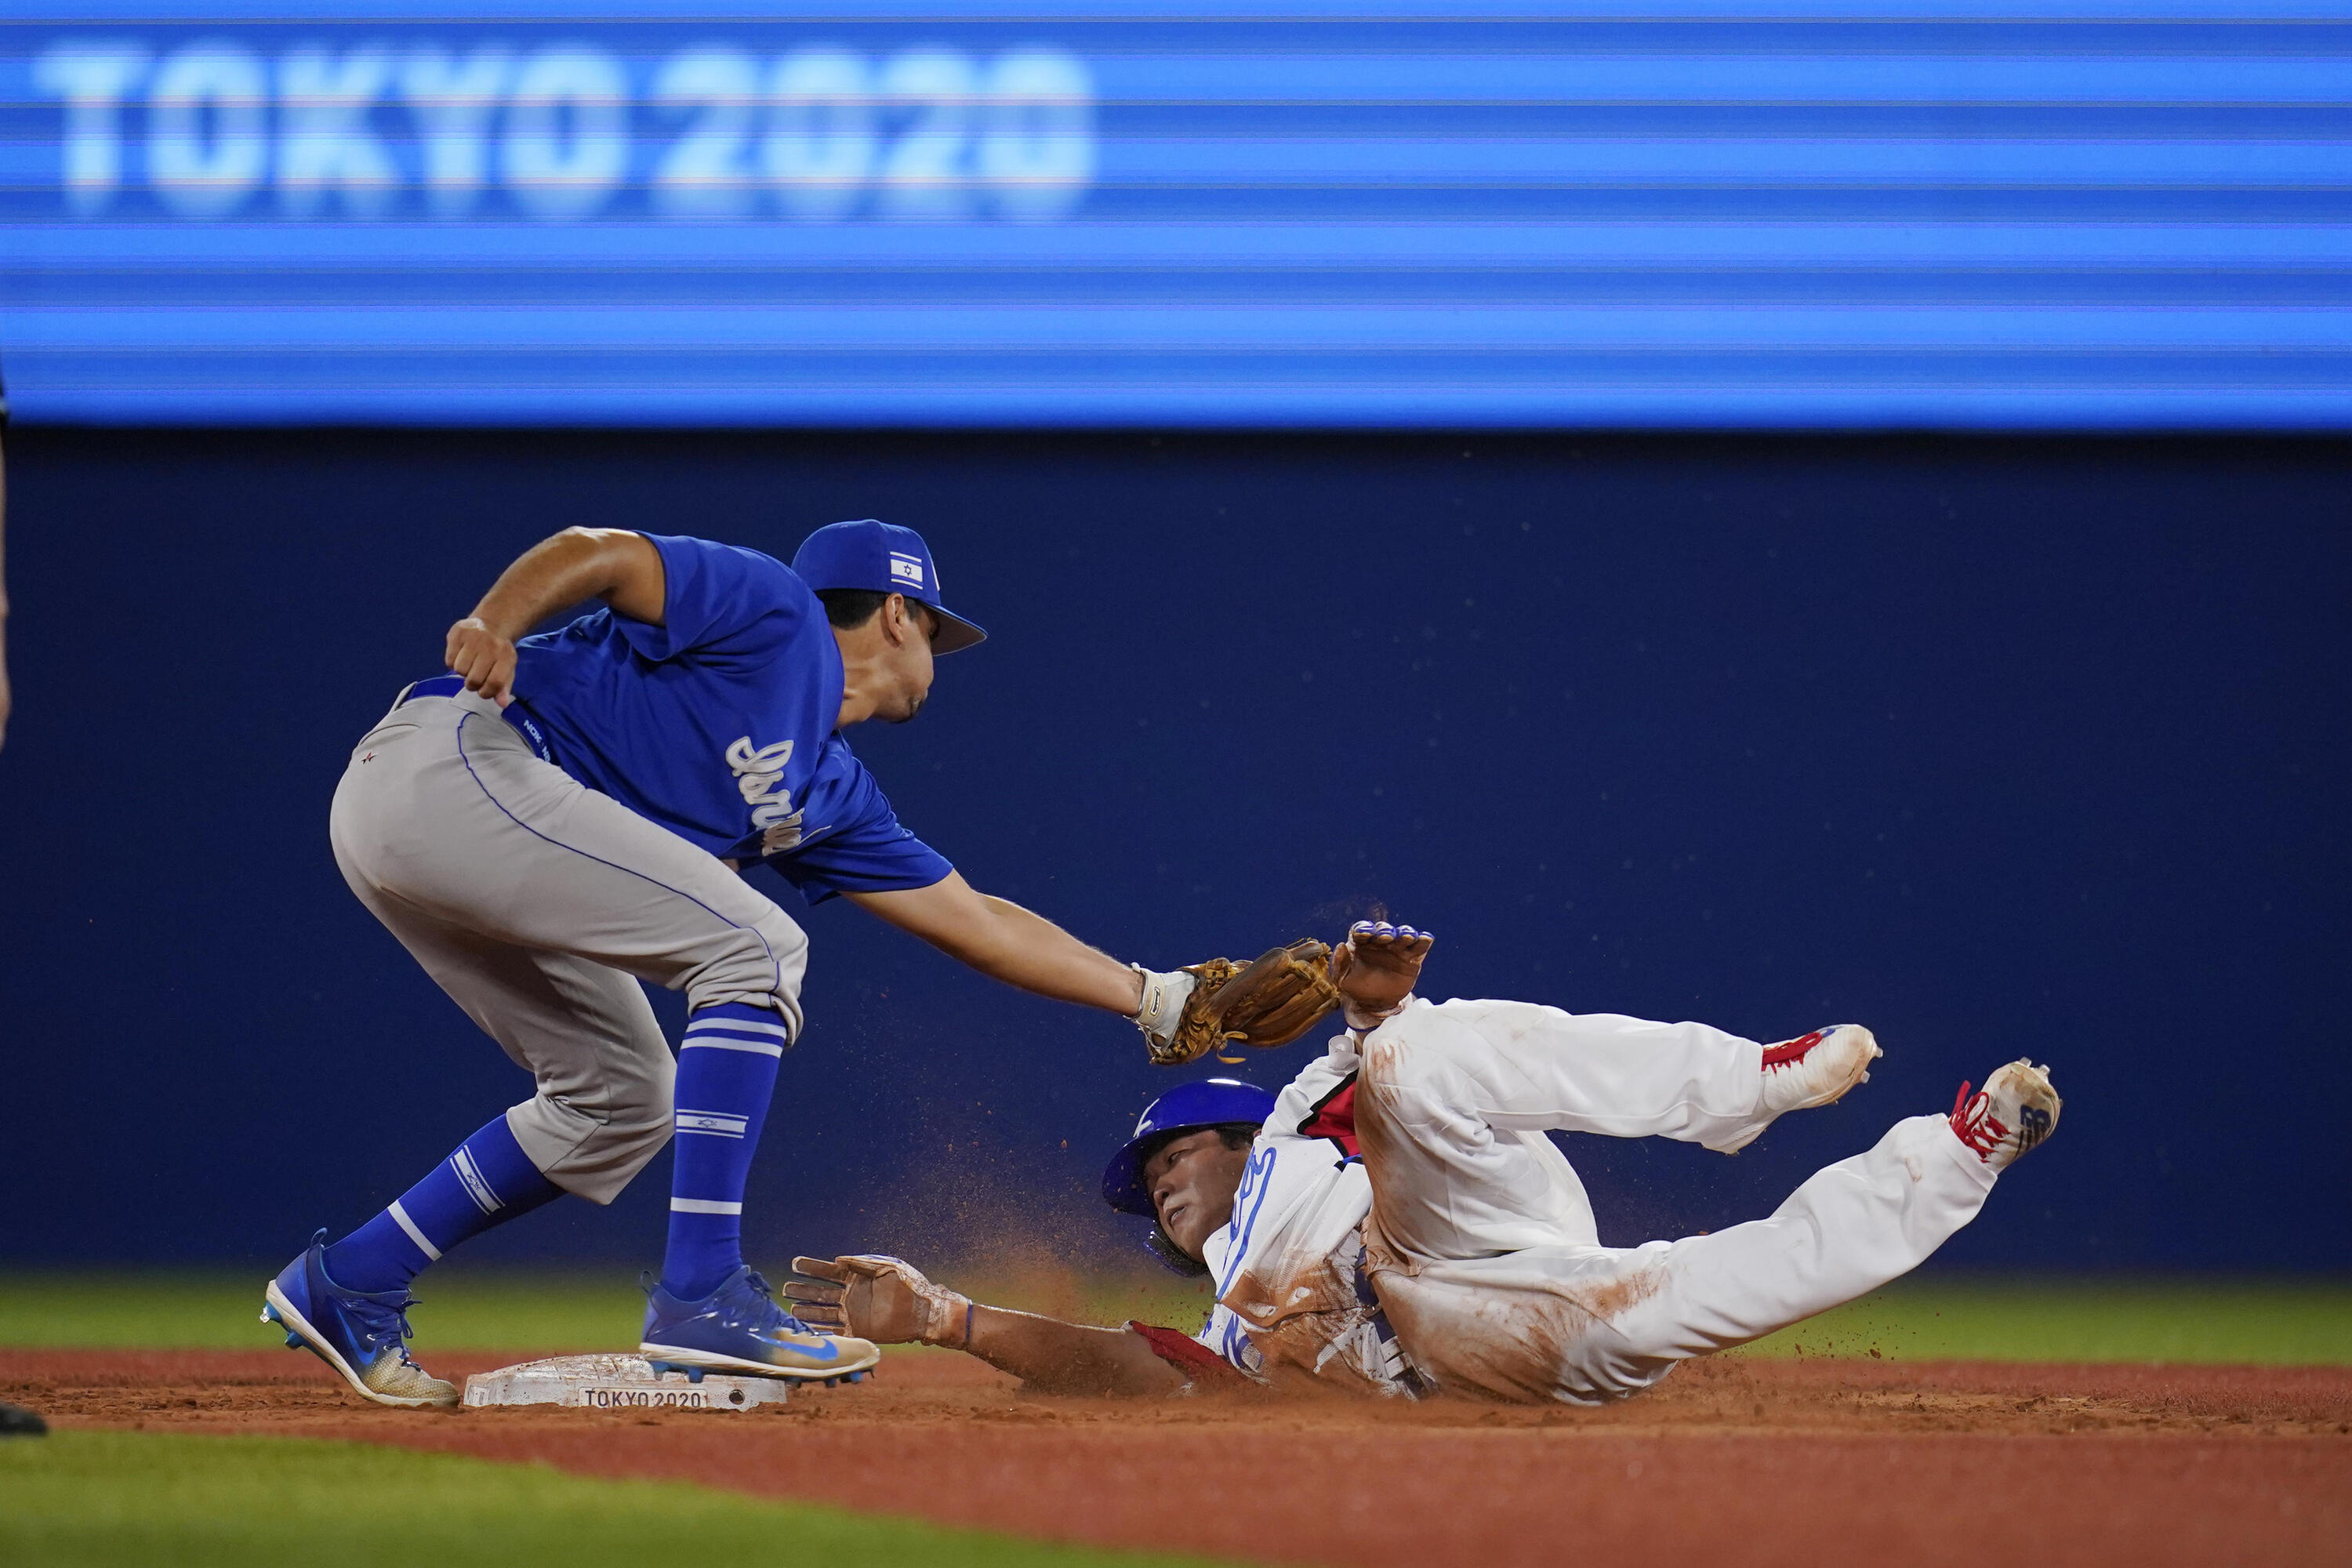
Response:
[328,688,810,1203]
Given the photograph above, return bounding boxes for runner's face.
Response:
[1145,1129,1254,1260]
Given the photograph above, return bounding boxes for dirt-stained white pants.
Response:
[328,689,811,1203]
[1353,999,1997,1403]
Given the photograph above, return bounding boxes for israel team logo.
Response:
[888,552,926,588]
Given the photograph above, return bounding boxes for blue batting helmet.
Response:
[1100,1077,1278,1218]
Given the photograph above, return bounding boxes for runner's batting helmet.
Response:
[1101,1078,1278,1276]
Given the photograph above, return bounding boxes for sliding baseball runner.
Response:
[263,521,1276,1407]
[789,922,2061,1403]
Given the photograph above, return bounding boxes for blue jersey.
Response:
[510,532,951,903]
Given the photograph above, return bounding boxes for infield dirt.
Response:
[7,1347,2347,1566]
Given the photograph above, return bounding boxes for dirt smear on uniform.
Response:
[7,1348,2348,1566]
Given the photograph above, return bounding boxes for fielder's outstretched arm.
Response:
[847,873,1147,1015]
[786,1256,1185,1397]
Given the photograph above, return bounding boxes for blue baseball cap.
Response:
[1100,1078,1278,1217]
[790,519,986,655]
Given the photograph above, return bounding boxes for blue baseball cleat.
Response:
[639,1265,880,1381]
[262,1230,459,1409]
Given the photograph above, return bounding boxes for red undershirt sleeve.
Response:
[1124,1322,1250,1389]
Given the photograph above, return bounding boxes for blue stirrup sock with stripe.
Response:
[321,1113,563,1295]
[660,1001,789,1302]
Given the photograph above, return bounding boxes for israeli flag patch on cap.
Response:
[791,517,985,654]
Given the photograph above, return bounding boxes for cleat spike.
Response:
[285,1331,305,1349]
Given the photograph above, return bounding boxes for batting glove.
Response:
[787,1255,974,1348]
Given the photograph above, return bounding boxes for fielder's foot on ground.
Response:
[263,1230,459,1409]
[640,1265,882,1381]
[1950,1060,2061,1170]
[0,1401,47,1438]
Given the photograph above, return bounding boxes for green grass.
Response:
[1733,1277,2352,1365]
[3,1269,2347,1365]
[0,1263,1218,1355]
[0,1430,1221,1568]
[0,1269,646,1352]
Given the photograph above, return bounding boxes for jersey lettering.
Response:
[726,735,805,848]
[1214,1145,1280,1298]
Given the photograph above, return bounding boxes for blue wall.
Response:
[1,427,2346,1272]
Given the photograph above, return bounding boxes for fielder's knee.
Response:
[596,1107,676,1196]
[513,1049,676,1205]
[532,1096,673,1206]
[681,907,809,1038]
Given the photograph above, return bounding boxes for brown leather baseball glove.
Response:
[1144,938,1341,1067]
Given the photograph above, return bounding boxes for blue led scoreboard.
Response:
[2,2,2347,426]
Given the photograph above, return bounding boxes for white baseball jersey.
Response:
[1188,1033,1423,1397]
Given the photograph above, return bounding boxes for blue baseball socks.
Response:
[659,1002,789,1302]
[321,1112,563,1294]
[319,1002,786,1303]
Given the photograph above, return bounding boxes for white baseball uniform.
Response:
[1186,996,1998,1403]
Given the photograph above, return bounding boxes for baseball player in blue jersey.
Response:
[265,521,1214,1408]
[790,924,2063,1404]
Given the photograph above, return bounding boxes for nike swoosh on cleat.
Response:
[753,1333,839,1361]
